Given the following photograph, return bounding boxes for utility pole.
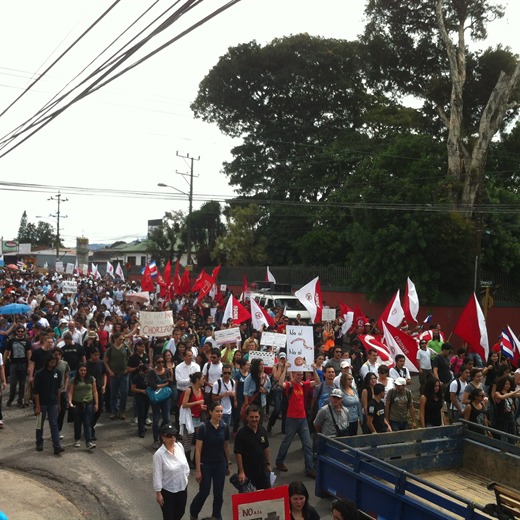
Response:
[176,151,199,267]
[49,191,68,264]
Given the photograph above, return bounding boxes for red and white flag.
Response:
[295,276,322,324]
[503,326,520,367]
[266,266,276,283]
[106,261,115,279]
[250,298,274,329]
[339,303,354,334]
[403,277,419,323]
[92,264,101,280]
[115,262,125,281]
[378,290,404,330]
[222,295,252,325]
[358,334,394,367]
[382,321,420,372]
[453,293,489,362]
[194,271,215,302]
[353,304,368,329]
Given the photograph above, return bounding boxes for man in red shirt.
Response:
[275,364,320,478]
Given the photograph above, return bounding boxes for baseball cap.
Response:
[160,423,178,436]
[278,352,287,359]
[330,389,343,398]
[340,360,351,368]
[395,377,407,386]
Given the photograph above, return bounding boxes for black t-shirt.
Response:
[197,420,229,464]
[86,360,107,390]
[132,372,148,391]
[61,342,86,371]
[432,354,451,384]
[6,338,31,363]
[368,398,387,433]
[34,367,62,405]
[31,348,54,373]
[234,424,269,479]
[128,352,150,369]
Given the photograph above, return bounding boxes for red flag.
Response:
[339,303,354,334]
[382,321,420,372]
[179,269,191,295]
[222,295,252,325]
[192,269,206,292]
[141,264,154,292]
[377,290,405,331]
[403,277,419,324]
[453,293,489,362]
[353,304,368,329]
[211,265,221,281]
[173,261,181,294]
[294,276,322,323]
[250,298,275,329]
[240,273,249,302]
[195,271,215,301]
[358,334,394,366]
[163,260,172,288]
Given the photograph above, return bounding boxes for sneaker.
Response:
[119,413,126,420]
[109,413,117,420]
[134,417,138,424]
[74,440,81,448]
[87,442,96,450]
[145,418,152,426]
[152,441,160,450]
[276,463,288,472]
[59,433,64,440]
[0,420,4,429]
[54,446,65,455]
[36,445,43,452]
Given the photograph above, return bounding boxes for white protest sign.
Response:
[220,284,227,291]
[62,281,78,294]
[81,264,88,274]
[140,311,174,337]
[214,327,241,345]
[248,350,276,367]
[55,261,64,273]
[260,331,286,350]
[286,326,314,372]
[66,263,75,275]
[321,308,336,322]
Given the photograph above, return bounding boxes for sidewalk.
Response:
[0,469,84,520]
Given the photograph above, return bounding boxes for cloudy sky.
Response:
[0,0,518,247]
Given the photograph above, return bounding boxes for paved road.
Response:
[0,399,336,519]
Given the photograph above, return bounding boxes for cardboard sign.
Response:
[286,326,314,372]
[55,261,64,273]
[232,485,290,520]
[260,331,286,350]
[322,308,336,322]
[248,350,276,367]
[140,311,174,337]
[214,327,241,345]
[62,281,78,294]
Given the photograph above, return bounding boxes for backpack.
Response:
[443,378,461,408]
[216,378,235,395]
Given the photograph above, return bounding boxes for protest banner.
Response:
[286,326,314,371]
[321,308,336,322]
[55,261,64,273]
[232,485,289,520]
[248,350,276,367]
[215,327,241,345]
[62,281,78,294]
[260,331,286,350]
[140,311,174,337]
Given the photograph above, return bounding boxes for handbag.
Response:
[240,391,260,422]
[146,385,173,404]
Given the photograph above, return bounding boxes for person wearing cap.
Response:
[152,423,190,520]
[53,318,69,339]
[367,384,391,434]
[385,377,416,431]
[314,388,349,437]
[389,355,412,385]
[333,360,356,390]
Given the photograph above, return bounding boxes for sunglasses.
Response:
[222,371,231,375]
[162,434,175,438]
[156,360,165,364]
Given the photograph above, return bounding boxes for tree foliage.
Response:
[148,211,185,265]
[17,211,59,248]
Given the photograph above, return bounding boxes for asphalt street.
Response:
[0,398,336,519]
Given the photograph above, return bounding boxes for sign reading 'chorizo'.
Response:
[140,311,174,337]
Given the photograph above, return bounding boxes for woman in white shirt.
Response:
[152,423,190,520]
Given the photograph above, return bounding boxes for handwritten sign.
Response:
[286,326,314,372]
[232,485,290,520]
[248,350,276,367]
[55,261,64,273]
[260,331,286,350]
[214,327,241,345]
[62,281,78,294]
[65,263,75,275]
[321,308,336,322]
[140,311,174,337]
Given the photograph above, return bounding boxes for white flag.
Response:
[251,297,269,330]
[295,276,322,324]
[115,262,125,281]
[266,266,276,283]
[106,261,115,279]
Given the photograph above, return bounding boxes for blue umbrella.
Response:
[0,303,31,315]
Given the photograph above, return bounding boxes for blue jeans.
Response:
[390,420,408,431]
[222,413,232,427]
[276,417,314,473]
[73,402,94,444]
[109,373,129,414]
[151,398,171,441]
[36,404,60,449]
[190,459,227,520]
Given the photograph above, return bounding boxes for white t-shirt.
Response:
[203,361,223,393]
[212,378,235,414]
[416,348,432,370]
[449,378,465,411]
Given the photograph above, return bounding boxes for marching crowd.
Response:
[1,267,519,520]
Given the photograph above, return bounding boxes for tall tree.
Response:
[362,0,520,214]
[148,211,185,265]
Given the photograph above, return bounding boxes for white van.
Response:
[250,290,311,321]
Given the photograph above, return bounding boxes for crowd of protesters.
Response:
[2,265,519,519]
